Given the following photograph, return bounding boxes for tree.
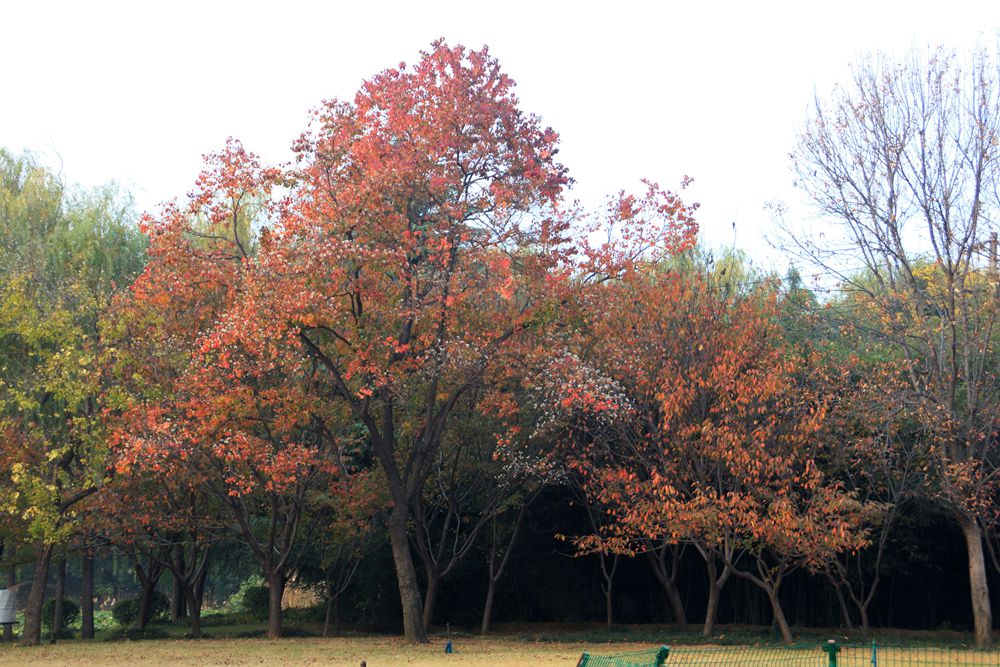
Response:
[111,140,356,639]
[102,141,270,636]
[410,384,555,632]
[786,45,1000,646]
[475,379,552,636]
[0,150,145,645]
[294,471,383,638]
[559,259,869,643]
[91,462,222,637]
[261,40,572,642]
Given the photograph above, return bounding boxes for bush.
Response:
[42,598,80,630]
[241,585,270,620]
[148,590,170,621]
[285,604,325,623]
[112,590,169,627]
[111,597,139,627]
[228,576,270,620]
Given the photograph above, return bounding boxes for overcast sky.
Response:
[4,1,999,268]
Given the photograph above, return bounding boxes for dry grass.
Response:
[2,634,999,666]
[0,635,600,666]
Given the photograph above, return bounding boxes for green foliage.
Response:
[111,590,168,627]
[240,586,270,620]
[41,597,79,630]
[110,597,140,627]
[227,575,269,619]
[0,148,147,544]
[92,609,117,631]
[283,605,325,623]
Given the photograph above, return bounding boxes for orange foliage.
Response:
[561,267,869,580]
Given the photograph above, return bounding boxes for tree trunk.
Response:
[53,557,66,638]
[177,563,208,638]
[664,579,685,627]
[4,541,14,642]
[646,549,687,627]
[598,551,619,628]
[386,510,427,642]
[323,590,342,638]
[858,600,870,637]
[831,581,852,630]
[480,497,534,637]
[323,590,334,638]
[480,577,497,636]
[185,585,202,638]
[422,572,440,634]
[171,560,185,621]
[20,543,53,646]
[600,552,619,628]
[181,544,209,637]
[267,573,285,639]
[80,548,94,640]
[959,515,993,647]
[137,589,150,630]
[768,590,793,644]
[701,545,734,636]
[137,578,157,630]
[132,555,164,630]
[702,554,731,637]
[704,578,721,637]
[194,566,207,617]
[605,576,614,628]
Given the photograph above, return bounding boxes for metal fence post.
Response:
[871,639,877,667]
[822,639,840,667]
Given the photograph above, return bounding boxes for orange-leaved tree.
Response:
[560,260,870,643]
[525,182,698,624]
[256,41,573,642]
[110,140,357,639]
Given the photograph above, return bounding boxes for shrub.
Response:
[112,590,169,627]
[228,576,270,620]
[42,598,80,630]
[111,597,139,627]
[146,590,170,621]
[241,585,270,620]
[285,604,324,623]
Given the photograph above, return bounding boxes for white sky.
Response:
[3,1,999,269]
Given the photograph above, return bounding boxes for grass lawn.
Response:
[5,637,1000,666]
[0,635,598,666]
[2,622,999,666]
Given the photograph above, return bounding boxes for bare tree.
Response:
[784,44,1000,646]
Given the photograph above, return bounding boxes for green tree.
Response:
[0,149,145,645]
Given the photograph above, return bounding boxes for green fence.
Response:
[662,644,818,665]
[837,641,1000,666]
[577,641,1000,666]
[577,646,670,667]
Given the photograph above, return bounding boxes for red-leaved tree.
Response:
[110,141,355,638]
[255,41,573,641]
